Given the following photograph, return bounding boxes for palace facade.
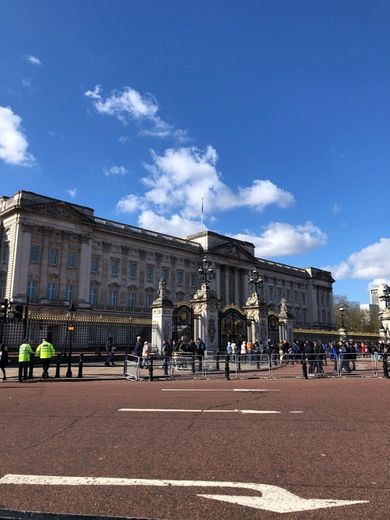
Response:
[0,190,335,333]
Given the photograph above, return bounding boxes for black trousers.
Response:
[42,358,51,377]
[18,361,29,381]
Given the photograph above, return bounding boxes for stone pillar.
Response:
[244,292,269,345]
[151,280,173,354]
[78,235,92,308]
[234,268,239,305]
[278,298,294,344]
[192,285,219,355]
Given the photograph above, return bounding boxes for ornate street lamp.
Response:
[66,302,76,378]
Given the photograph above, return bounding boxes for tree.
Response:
[334,295,380,333]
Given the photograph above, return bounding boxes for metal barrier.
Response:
[121,352,389,381]
[124,355,141,380]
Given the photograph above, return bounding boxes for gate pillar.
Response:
[192,285,219,355]
[244,292,268,344]
[151,279,173,354]
[278,297,294,344]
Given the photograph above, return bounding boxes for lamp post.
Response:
[339,307,345,329]
[66,302,76,378]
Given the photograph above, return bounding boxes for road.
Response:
[0,378,388,519]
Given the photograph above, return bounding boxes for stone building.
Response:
[0,190,335,344]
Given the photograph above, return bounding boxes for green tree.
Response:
[334,295,380,333]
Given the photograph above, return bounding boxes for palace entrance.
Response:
[172,304,193,341]
[219,306,247,348]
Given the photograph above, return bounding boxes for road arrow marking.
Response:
[0,475,368,514]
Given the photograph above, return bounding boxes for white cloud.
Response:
[0,106,34,166]
[331,203,342,215]
[141,146,294,218]
[116,194,142,213]
[27,55,42,66]
[326,238,390,280]
[103,165,128,177]
[84,84,188,142]
[232,221,327,257]
[138,210,201,237]
[66,188,77,198]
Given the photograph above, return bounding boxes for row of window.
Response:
[30,246,198,287]
[27,280,156,310]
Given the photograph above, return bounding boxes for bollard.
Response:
[78,353,83,378]
[215,355,220,371]
[383,352,389,378]
[192,353,196,373]
[163,356,169,376]
[55,354,61,378]
[302,357,308,379]
[224,354,230,380]
[148,356,154,381]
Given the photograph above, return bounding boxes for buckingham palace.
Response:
[0,190,335,346]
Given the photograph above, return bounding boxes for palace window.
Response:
[111,259,119,277]
[161,268,169,283]
[128,262,137,279]
[49,248,59,266]
[176,270,184,287]
[109,289,118,308]
[190,272,197,289]
[91,256,100,274]
[65,284,74,302]
[146,264,154,283]
[67,251,77,268]
[89,286,97,305]
[128,291,136,310]
[145,292,153,309]
[47,282,57,300]
[27,280,38,302]
[30,245,40,263]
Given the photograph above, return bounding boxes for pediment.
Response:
[208,240,256,262]
[24,201,94,225]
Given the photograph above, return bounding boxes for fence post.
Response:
[55,354,61,378]
[77,354,83,378]
[224,355,230,380]
[148,356,154,381]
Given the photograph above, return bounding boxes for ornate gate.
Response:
[268,314,279,345]
[220,306,247,348]
[173,304,193,341]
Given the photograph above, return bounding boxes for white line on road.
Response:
[0,474,368,514]
[161,388,280,392]
[118,408,288,414]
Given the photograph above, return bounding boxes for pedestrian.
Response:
[133,335,143,360]
[0,343,9,381]
[35,337,56,378]
[162,339,171,374]
[18,338,34,382]
[195,337,206,371]
[382,348,389,378]
[141,341,150,368]
[105,336,115,366]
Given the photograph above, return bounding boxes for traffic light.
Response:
[14,304,24,321]
[0,299,8,320]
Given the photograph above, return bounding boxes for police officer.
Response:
[18,338,34,382]
[35,337,56,378]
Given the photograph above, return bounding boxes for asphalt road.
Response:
[0,378,388,520]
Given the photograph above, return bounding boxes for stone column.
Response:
[244,292,269,345]
[39,227,51,299]
[78,235,92,308]
[11,222,32,300]
[234,268,239,305]
[278,298,294,344]
[192,285,219,355]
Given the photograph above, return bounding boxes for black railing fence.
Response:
[0,313,154,355]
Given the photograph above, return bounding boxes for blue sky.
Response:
[1,0,389,304]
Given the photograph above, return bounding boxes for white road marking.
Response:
[289,411,304,414]
[161,388,280,392]
[118,408,295,414]
[0,474,368,514]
